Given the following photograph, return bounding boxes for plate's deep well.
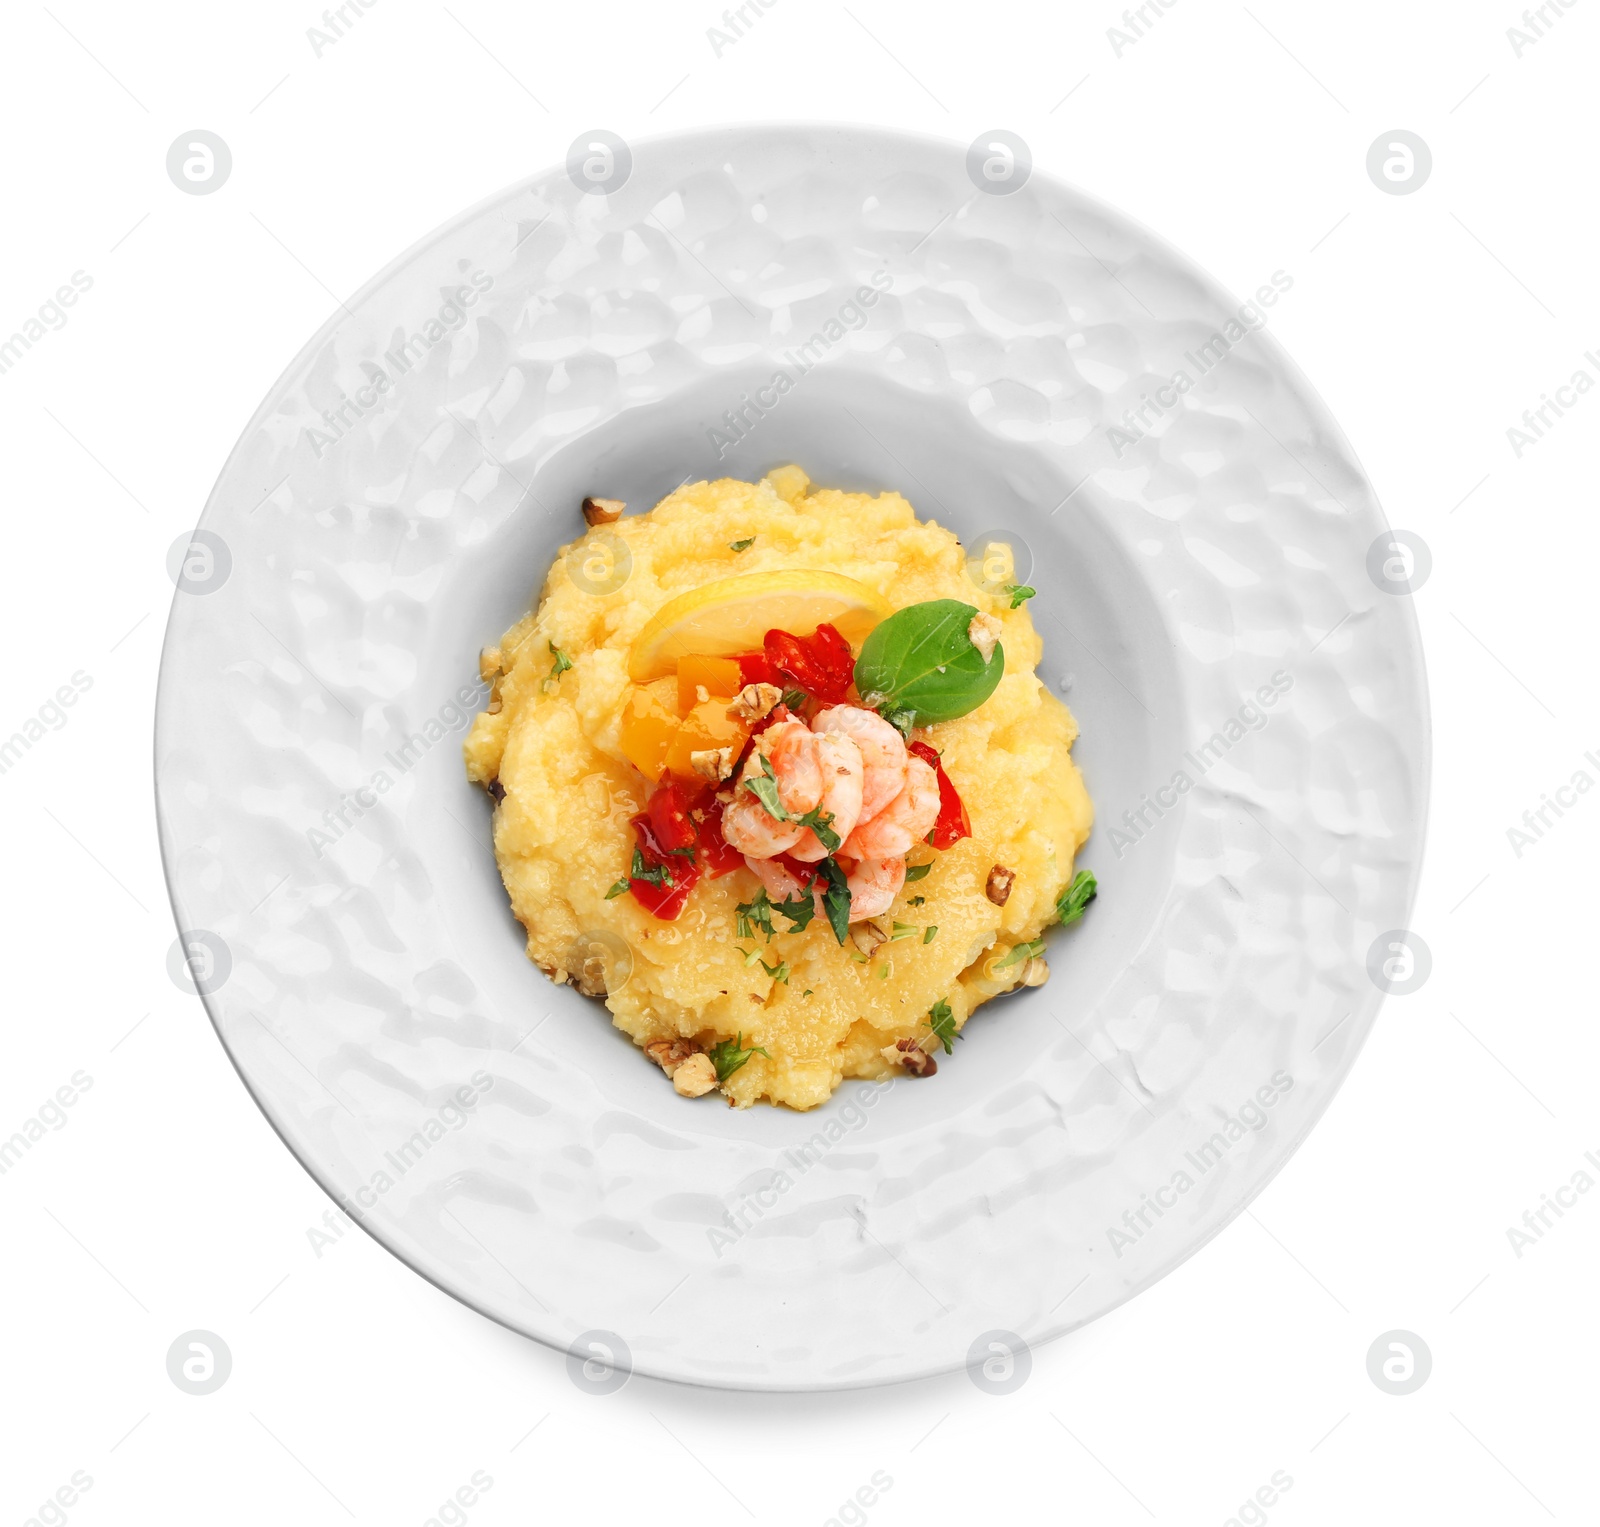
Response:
[155,125,1428,1389]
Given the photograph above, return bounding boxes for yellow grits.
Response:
[463,467,1093,1110]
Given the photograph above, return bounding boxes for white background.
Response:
[1,1,1594,1523]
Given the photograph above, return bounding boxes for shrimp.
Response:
[811,705,907,824]
[788,731,865,862]
[846,856,906,921]
[719,719,823,858]
[744,853,820,909]
[841,756,939,860]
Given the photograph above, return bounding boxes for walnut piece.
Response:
[581,496,625,526]
[1020,956,1050,988]
[850,920,889,957]
[644,1038,698,1078]
[672,1053,718,1097]
[727,682,783,723]
[572,950,609,997]
[690,746,736,783]
[968,611,1003,663]
[985,864,1016,906]
[881,1038,937,1077]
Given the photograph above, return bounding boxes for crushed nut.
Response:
[486,778,506,803]
[690,746,736,783]
[478,645,503,682]
[727,682,784,723]
[644,1038,698,1078]
[672,1053,718,1096]
[1020,956,1050,988]
[968,611,1003,663]
[850,920,890,957]
[581,496,625,526]
[882,1038,937,1077]
[985,864,1016,906]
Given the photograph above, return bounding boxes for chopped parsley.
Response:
[887,921,919,943]
[904,863,933,883]
[742,753,787,821]
[730,537,756,552]
[542,640,574,692]
[737,885,815,938]
[816,857,852,945]
[993,938,1045,971]
[907,895,926,908]
[1056,869,1098,925]
[923,924,938,943]
[781,685,809,711]
[773,892,816,933]
[925,999,960,1054]
[759,956,790,984]
[630,846,669,887]
[707,1032,769,1082]
[1006,584,1037,609]
[794,805,840,852]
[605,879,629,899]
[736,888,778,941]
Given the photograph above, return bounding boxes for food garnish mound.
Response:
[464,466,1095,1111]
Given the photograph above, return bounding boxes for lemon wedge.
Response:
[628,570,891,681]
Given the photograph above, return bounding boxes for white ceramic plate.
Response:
[155,124,1428,1390]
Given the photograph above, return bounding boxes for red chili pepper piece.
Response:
[696,800,744,879]
[736,651,782,688]
[645,780,698,853]
[628,802,701,919]
[764,624,855,704]
[908,740,971,850]
[807,623,858,699]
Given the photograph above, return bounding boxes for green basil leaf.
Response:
[853,599,1004,725]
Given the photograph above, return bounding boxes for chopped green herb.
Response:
[707,1032,770,1083]
[781,685,809,712]
[904,863,933,883]
[542,640,574,692]
[630,846,669,887]
[885,708,916,740]
[1006,584,1037,609]
[923,925,938,943]
[740,946,763,967]
[887,921,918,943]
[773,892,816,933]
[759,956,790,984]
[877,960,891,980]
[802,988,813,998]
[1056,869,1098,926]
[795,805,840,852]
[730,537,756,552]
[817,857,852,945]
[907,896,926,908]
[742,752,787,821]
[736,888,778,941]
[925,998,960,1054]
[605,879,629,899]
[993,938,1045,971]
